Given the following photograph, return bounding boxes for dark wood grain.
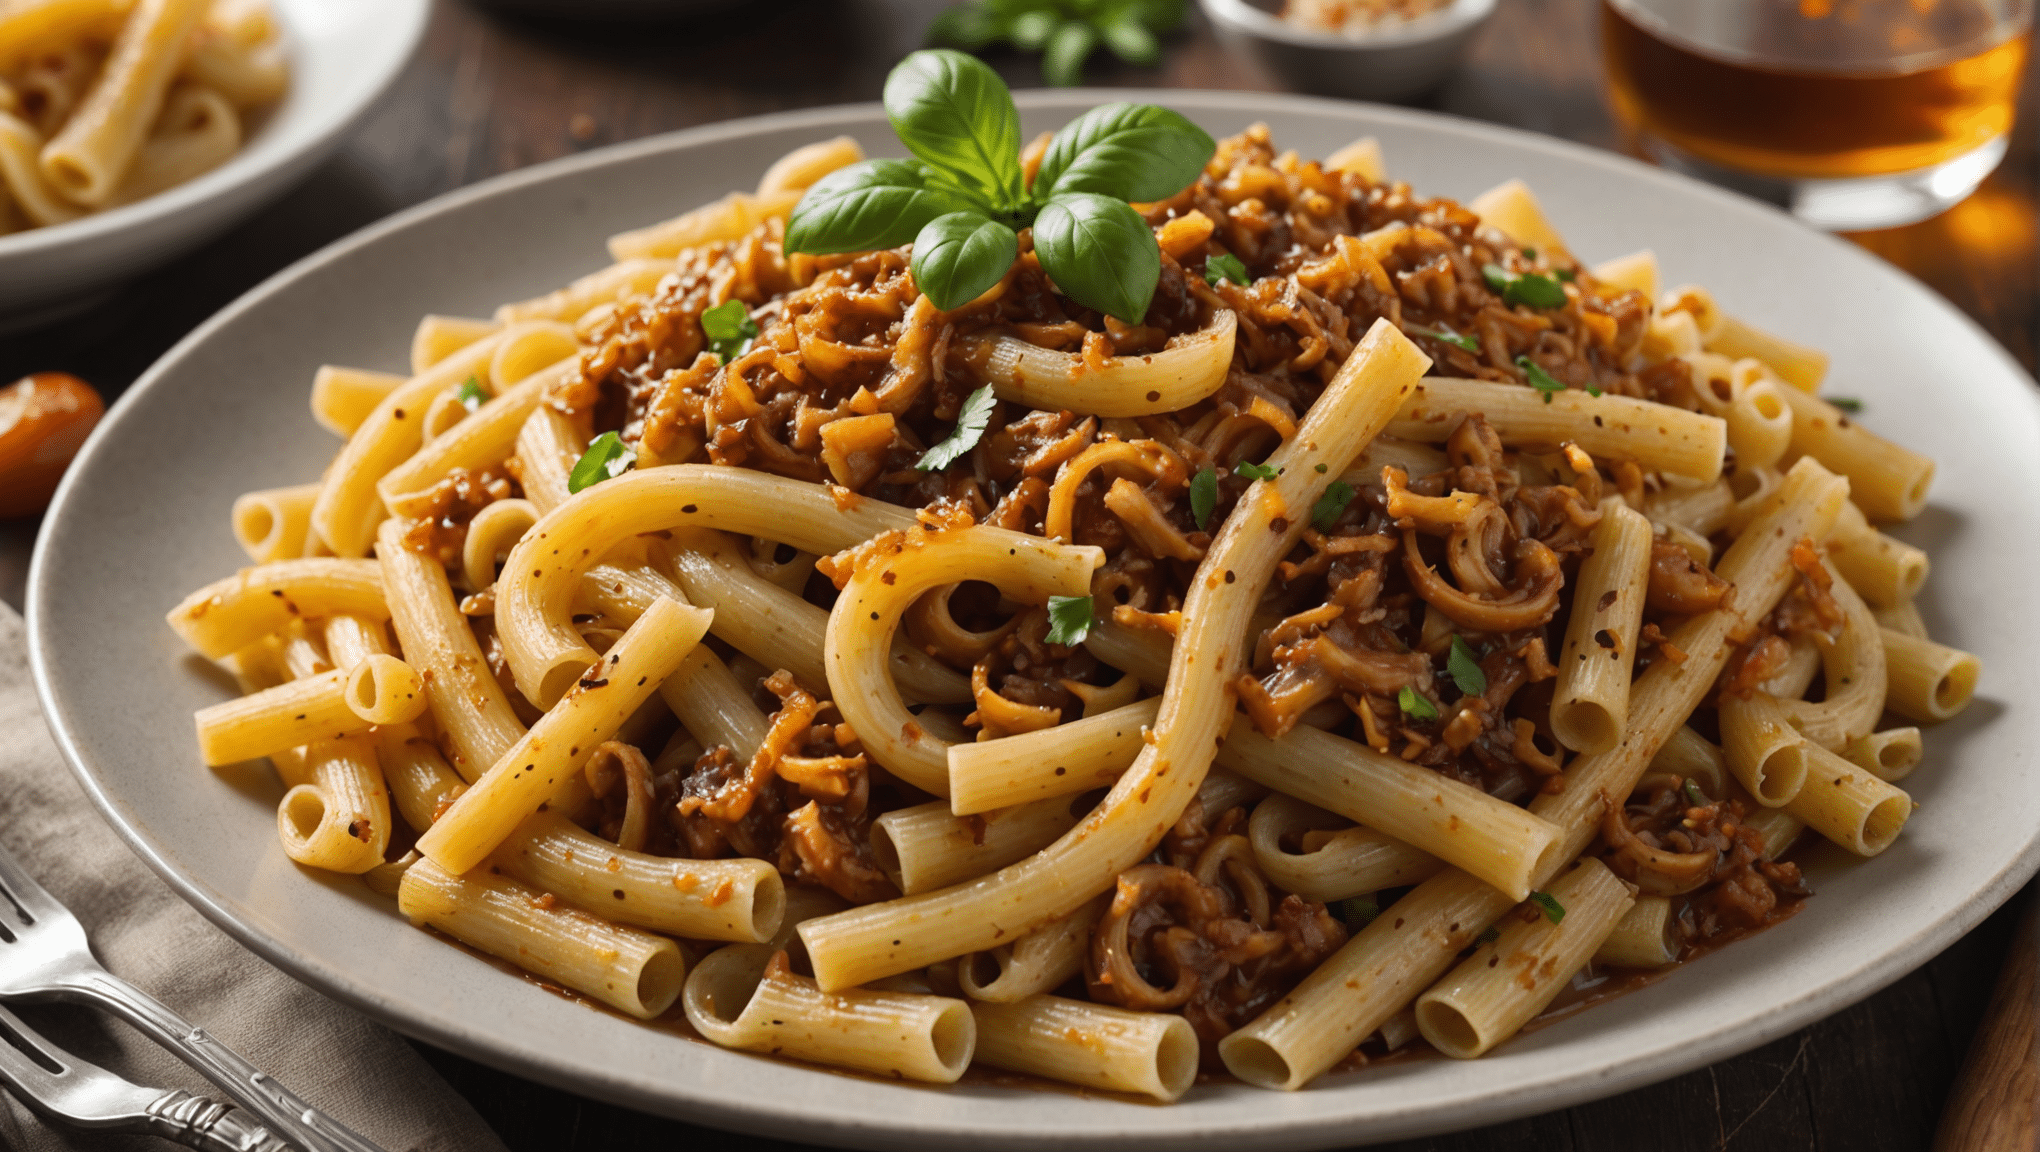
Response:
[3,0,2035,1147]
[1936,895,2040,1152]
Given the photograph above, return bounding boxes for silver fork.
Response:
[0,840,385,1152]
[0,999,291,1150]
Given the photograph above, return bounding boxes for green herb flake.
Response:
[916,384,997,471]
[1204,251,1249,287]
[1516,355,1566,404]
[1339,895,1380,928]
[568,431,636,494]
[1528,891,1566,924]
[1520,246,1537,260]
[1447,635,1487,696]
[701,299,759,365]
[1311,479,1354,531]
[1234,460,1278,482]
[1412,325,1481,354]
[1683,778,1708,808]
[1314,463,1328,473]
[1397,685,1438,721]
[1586,383,1604,397]
[1828,396,1864,413]
[1044,594,1095,646]
[1555,267,1577,282]
[1475,925,1500,947]
[456,376,486,412]
[1483,262,1566,309]
[1189,465,1218,531]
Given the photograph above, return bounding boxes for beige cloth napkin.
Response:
[0,603,509,1152]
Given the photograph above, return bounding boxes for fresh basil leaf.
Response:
[1044,594,1095,646]
[1033,192,1160,324]
[1314,463,1328,473]
[916,383,997,471]
[785,159,977,255]
[1234,460,1277,481]
[1447,635,1487,696]
[911,212,1018,311]
[456,376,485,412]
[1041,19,1099,87]
[1131,0,1188,33]
[1035,102,1215,203]
[1528,891,1566,924]
[1410,325,1479,353]
[926,4,1005,49]
[568,431,636,494]
[1203,251,1248,287]
[700,299,758,364]
[1398,685,1438,721]
[1481,262,1514,294]
[884,50,1026,212]
[1189,464,1217,530]
[1009,8,1058,50]
[1828,396,1864,413]
[1516,355,1566,404]
[1097,12,1161,66]
[1311,479,1354,531]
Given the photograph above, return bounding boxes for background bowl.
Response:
[1198,0,1497,102]
[0,0,427,327]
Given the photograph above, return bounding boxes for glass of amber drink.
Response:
[1602,0,2031,230]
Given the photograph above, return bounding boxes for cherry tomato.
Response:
[0,372,104,520]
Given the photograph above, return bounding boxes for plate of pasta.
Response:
[0,0,426,320]
[26,57,2040,1150]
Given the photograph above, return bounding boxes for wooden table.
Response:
[4,0,2034,1146]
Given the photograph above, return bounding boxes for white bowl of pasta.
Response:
[26,80,2040,1149]
[0,0,426,324]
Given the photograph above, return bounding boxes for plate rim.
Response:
[27,89,2040,1149]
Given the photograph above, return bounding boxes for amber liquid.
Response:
[1602,1,2029,180]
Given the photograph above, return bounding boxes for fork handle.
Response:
[145,1089,296,1152]
[66,969,386,1152]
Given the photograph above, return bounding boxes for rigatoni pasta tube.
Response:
[659,646,771,758]
[1846,727,1923,782]
[418,596,711,874]
[399,858,685,1019]
[1827,498,1927,608]
[1220,458,1847,1089]
[495,810,782,943]
[871,796,1086,896]
[947,698,1157,815]
[195,669,361,765]
[1467,178,1567,254]
[1217,720,1558,902]
[39,0,208,205]
[607,187,801,261]
[231,483,319,564]
[1591,249,1657,299]
[798,319,1430,992]
[495,259,673,325]
[380,363,567,519]
[1776,385,1933,522]
[1246,792,1441,902]
[409,315,500,374]
[683,944,974,1084]
[496,463,918,707]
[166,558,386,660]
[1550,499,1651,754]
[1778,560,1885,750]
[1718,691,1810,806]
[1593,896,1680,968]
[1415,858,1634,1059]
[512,406,585,514]
[1387,378,1726,481]
[373,725,466,835]
[824,526,1103,794]
[1881,627,1981,723]
[958,895,1107,1003]
[277,734,391,874]
[1785,742,1912,856]
[1708,313,1829,392]
[1648,726,1729,799]
[311,366,405,438]
[971,996,1199,1103]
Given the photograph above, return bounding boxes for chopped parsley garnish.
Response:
[1475,925,1500,946]
[1311,479,1354,531]
[701,299,759,365]
[456,376,486,412]
[568,431,636,494]
[1044,594,1095,646]
[1527,891,1566,924]
[1483,263,1568,309]
[1828,396,1864,413]
[1447,635,1487,696]
[1339,895,1380,928]
[1398,685,1438,721]
[1204,251,1249,287]
[1554,267,1577,282]
[915,384,996,471]
[1314,463,1328,473]
[1516,355,1566,404]
[1234,460,1278,482]
[1683,778,1708,808]
[1411,325,1481,353]
[1189,465,1217,530]
[1520,246,1537,260]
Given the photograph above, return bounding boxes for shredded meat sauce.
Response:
[400,125,1819,1060]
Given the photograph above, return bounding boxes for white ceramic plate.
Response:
[27,92,2040,1150]
[0,0,426,322]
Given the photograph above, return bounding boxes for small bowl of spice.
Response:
[1199,0,1496,102]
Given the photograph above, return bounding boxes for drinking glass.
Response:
[1601,0,2031,230]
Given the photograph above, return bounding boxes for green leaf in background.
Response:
[700,299,758,364]
[1447,635,1487,696]
[568,431,636,494]
[911,211,1019,311]
[1010,8,1058,49]
[884,49,1027,213]
[1032,191,1160,323]
[1096,9,1160,66]
[926,2,1004,48]
[1041,19,1100,88]
[916,384,998,471]
[1044,594,1096,645]
[1204,251,1248,286]
[785,159,977,255]
[1034,102,1214,202]
[1189,464,1217,530]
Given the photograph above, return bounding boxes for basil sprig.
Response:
[929,0,1187,87]
[785,50,1213,323]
